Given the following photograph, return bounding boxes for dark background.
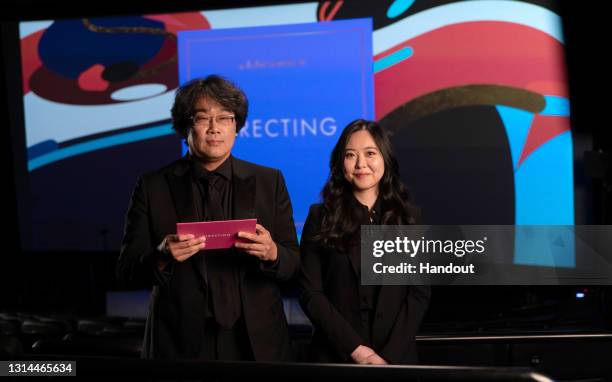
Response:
[0,0,610,331]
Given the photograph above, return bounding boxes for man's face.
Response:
[187,97,237,168]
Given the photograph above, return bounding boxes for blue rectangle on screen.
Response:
[178,19,374,237]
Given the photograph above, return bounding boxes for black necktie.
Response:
[201,173,241,329]
[205,173,225,221]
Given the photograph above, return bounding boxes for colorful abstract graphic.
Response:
[18,1,574,260]
[21,13,209,171]
[326,0,573,266]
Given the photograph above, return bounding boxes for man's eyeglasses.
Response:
[190,114,236,128]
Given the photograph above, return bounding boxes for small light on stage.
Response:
[575,292,585,299]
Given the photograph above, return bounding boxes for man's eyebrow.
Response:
[193,107,232,113]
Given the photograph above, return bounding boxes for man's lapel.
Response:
[166,156,208,286]
[166,156,198,223]
[230,157,257,280]
[231,156,256,220]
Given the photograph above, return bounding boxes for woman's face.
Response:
[343,129,385,193]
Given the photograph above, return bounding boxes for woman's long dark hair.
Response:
[315,119,414,251]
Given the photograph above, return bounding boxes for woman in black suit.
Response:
[299,119,430,365]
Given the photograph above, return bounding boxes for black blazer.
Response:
[116,155,299,360]
[299,204,431,364]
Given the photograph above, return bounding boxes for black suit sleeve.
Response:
[259,170,300,281]
[298,205,363,360]
[116,175,171,289]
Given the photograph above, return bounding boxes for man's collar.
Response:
[191,155,233,181]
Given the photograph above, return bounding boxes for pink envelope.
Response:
[176,219,257,250]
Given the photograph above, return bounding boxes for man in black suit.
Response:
[116,75,299,361]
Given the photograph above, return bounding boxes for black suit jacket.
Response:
[299,204,431,364]
[116,155,299,360]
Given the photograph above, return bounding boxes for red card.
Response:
[176,219,257,250]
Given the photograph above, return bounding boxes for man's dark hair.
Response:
[171,75,249,138]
